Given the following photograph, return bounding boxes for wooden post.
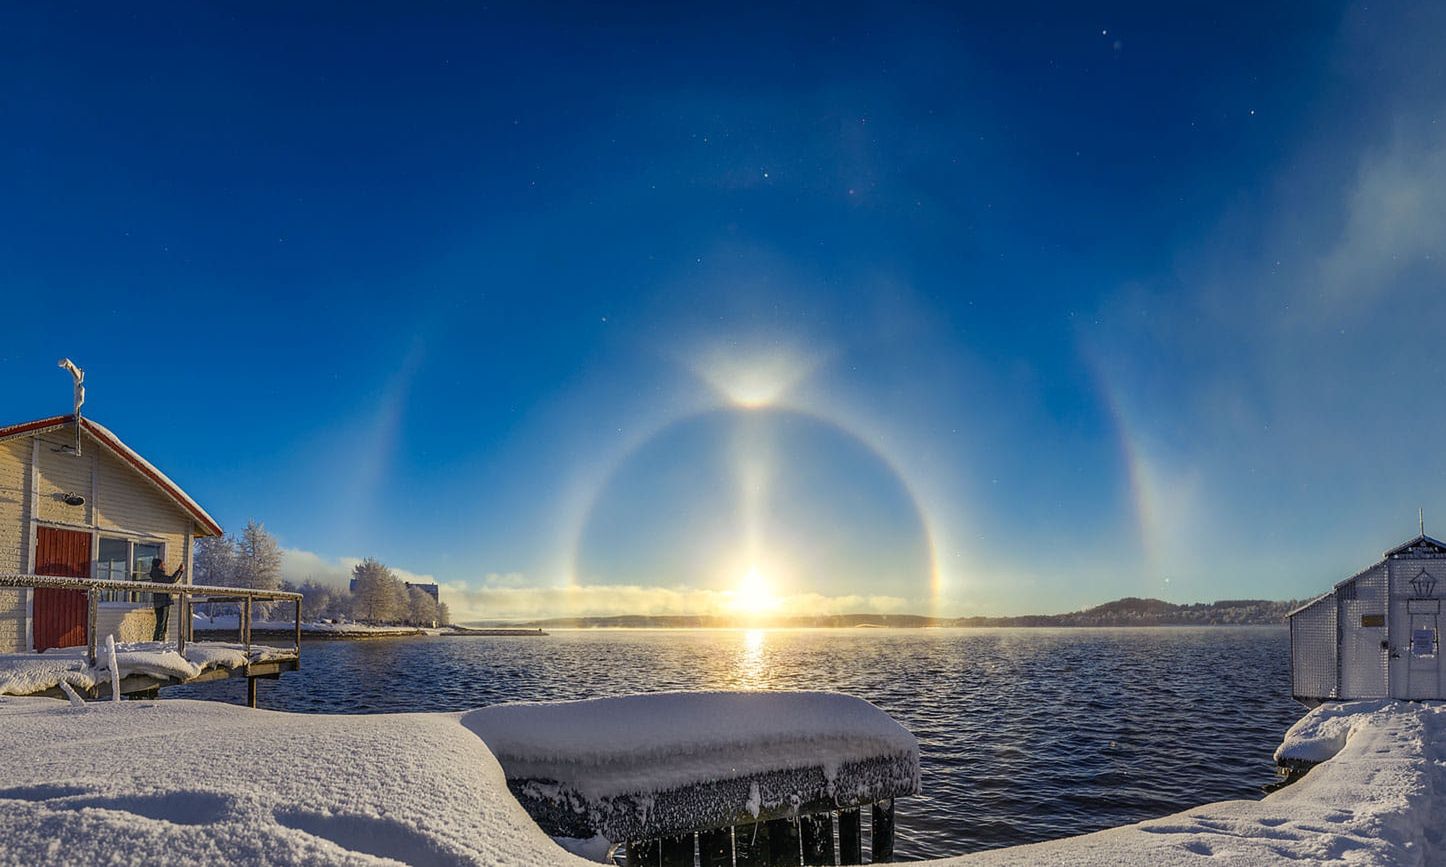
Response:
[86,589,97,666]
[837,808,863,865]
[766,818,800,867]
[294,597,302,655]
[800,813,833,866]
[699,827,732,867]
[871,799,895,863]
[626,839,660,867]
[246,676,258,709]
[243,596,252,655]
[659,832,694,867]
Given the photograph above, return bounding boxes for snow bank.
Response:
[0,641,293,696]
[0,697,583,866]
[937,699,1446,866]
[462,691,919,841]
[193,613,426,635]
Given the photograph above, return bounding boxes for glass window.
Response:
[96,538,129,581]
[132,542,164,582]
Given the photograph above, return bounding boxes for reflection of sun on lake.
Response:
[732,628,768,688]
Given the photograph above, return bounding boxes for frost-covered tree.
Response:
[437,601,452,627]
[298,579,347,621]
[351,558,402,623]
[192,534,237,586]
[234,520,282,592]
[407,586,438,626]
[233,520,283,616]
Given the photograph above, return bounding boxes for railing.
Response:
[0,574,301,666]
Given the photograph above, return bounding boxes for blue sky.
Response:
[3,2,1445,620]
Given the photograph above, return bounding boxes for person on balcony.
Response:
[149,558,185,643]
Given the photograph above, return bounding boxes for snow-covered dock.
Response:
[0,640,297,701]
[463,691,919,862]
[0,694,1439,865]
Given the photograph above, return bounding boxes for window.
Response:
[94,537,166,604]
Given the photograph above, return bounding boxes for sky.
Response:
[3,2,1446,621]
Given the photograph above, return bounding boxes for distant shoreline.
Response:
[465,596,1302,631]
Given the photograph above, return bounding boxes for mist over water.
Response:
[172,627,1303,860]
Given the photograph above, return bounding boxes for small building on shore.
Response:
[1289,531,1446,704]
[0,415,222,653]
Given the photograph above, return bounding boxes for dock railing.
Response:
[0,573,302,666]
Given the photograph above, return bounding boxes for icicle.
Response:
[106,634,121,703]
[58,681,86,708]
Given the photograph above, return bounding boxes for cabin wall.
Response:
[1339,564,1389,698]
[0,439,33,652]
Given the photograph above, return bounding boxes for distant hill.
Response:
[949,597,1301,627]
[467,597,1301,629]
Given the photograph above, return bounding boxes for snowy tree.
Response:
[407,586,438,626]
[298,579,347,621]
[233,520,283,616]
[437,601,452,627]
[192,534,237,585]
[351,558,402,623]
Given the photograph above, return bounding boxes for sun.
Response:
[731,566,779,616]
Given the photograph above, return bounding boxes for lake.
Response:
[170,626,1305,861]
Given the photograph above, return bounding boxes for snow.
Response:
[192,613,429,635]
[0,694,1441,866]
[0,641,294,696]
[0,696,584,866]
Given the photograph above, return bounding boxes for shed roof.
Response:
[0,415,222,538]
[1384,534,1446,558]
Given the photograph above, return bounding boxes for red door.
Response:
[34,527,91,651]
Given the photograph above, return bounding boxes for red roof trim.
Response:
[0,415,223,538]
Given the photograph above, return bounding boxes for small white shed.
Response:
[1289,532,1446,704]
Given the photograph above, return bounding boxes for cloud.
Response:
[280,547,439,589]
[438,575,912,623]
[1316,126,1446,309]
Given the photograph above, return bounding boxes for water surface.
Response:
[171,626,1303,860]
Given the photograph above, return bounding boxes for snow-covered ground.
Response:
[192,613,437,636]
[0,695,1439,865]
[0,641,293,697]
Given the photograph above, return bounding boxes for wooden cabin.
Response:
[1288,532,1446,704]
[0,415,222,653]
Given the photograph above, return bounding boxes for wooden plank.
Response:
[837,808,863,865]
[871,799,895,863]
[698,827,731,867]
[800,813,833,866]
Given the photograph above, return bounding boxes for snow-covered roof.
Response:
[1383,533,1446,558]
[0,415,222,537]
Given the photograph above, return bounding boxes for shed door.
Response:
[33,527,91,652]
